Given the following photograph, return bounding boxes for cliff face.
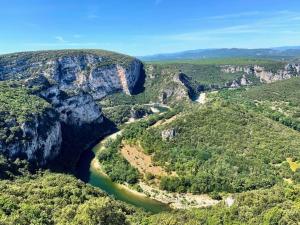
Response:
[0,50,144,166]
[0,107,62,165]
[1,52,142,99]
[40,86,103,126]
[39,55,142,99]
[253,64,300,83]
[39,86,105,166]
[221,63,300,84]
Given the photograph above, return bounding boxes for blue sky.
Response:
[1,0,300,55]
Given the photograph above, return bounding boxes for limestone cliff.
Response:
[221,63,300,84]
[0,109,62,165]
[0,50,144,166]
[0,83,62,166]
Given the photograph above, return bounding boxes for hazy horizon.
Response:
[1,45,300,58]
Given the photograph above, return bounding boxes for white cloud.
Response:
[141,10,300,42]
[55,36,66,43]
[144,25,264,42]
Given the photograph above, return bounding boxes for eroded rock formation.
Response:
[221,64,300,83]
[0,50,144,166]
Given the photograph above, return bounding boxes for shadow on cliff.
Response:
[47,64,146,176]
[73,117,118,182]
[131,63,146,95]
[48,117,118,177]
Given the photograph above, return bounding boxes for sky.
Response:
[1,0,300,56]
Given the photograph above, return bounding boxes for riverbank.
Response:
[92,128,220,210]
[91,158,146,198]
[92,153,219,209]
[139,182,219,209]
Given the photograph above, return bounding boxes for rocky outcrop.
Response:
[0,51,142,98]
[158,73,190,104]
[0,109,62,165]
[177,73,200,100]
[161,128,176,141]
[0,50,144,166]
[225,74,252,88]
[253,64,300,83]
[40,86,103,126]
[221,65,251,74]
[221,64,300,83]
[25,56,141,100]
[130,107,152,119]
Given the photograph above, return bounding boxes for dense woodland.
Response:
[0,155,299,224]
[0,152,299,225]
[98,75,300,201]
[119,77,300,195]
[98,110,179,184]
[0,156,137,225]
[99,136,140,184]
[117,102,299,194]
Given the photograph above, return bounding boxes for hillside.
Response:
[0,157,136,225]
[3,0,300,223]
[137,184,300,225]
[111,103,300,194]
[99,58,299,125]
[1,155,299,224]
[242,76,300,104]
[216,77,300,133]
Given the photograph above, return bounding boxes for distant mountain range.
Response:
[139,47,300,61]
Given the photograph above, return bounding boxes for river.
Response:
[75,132,170,213]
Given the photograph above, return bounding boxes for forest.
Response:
[120,102,300,194]
[0,153,299,224]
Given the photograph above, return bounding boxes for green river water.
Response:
[76,134,170,213]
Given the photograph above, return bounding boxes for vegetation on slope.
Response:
[216,77,300,133]
[1,152,300,225]
[148,57,284,66]
[98,110,179,184]
[101,58,283,110]
[0,82,51,122]
[101,104,153,126]
[0,49,135,66]
[242,76,300,104]
[99,136,140,184]
[121,102,300,194]
[148,58,288,83]
[135,184,300,225]
[99,77,300,195]
[145,63,243,86]
[100,57,289,126]
[1,51,300,224]
[0,156,136,225]
[0,82,54,144]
